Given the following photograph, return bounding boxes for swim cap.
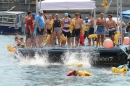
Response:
[64,13,68,16]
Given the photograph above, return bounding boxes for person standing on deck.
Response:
[26,11,34,48]
[106,14,117,44]
[96,13,106,47]
[43,10,48,20]
[61,13,71,47]
[117,21,126,44]
[83,17,90,40]
[51,14,62,47]
[126,22,130,37]
[73,13,82,48]
[35,9,45,47]
[24,12,29,44]
[87,14,94,46]
[45,14,53,46]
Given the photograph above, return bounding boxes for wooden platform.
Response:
[17,45,130,66]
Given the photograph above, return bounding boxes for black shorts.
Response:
[47,29,51,34]
[84,31,88,39]
[62,31,70,38]
[37,28,44,35]
[70,30,75,37]
[26,29,33,38]
[74,29,80,39]
[109,29,116,37]
[88,27,94,35]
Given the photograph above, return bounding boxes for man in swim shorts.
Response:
[74,13,82,48]
[88,14,94,46]
[106,14,117,43]
[96,13,106,47]
[35,9,45,47]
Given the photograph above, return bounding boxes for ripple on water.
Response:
[0,35,130,86]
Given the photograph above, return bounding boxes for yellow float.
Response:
[114,31,120,45]
[60,34,67,42]
[41,35,51,46]
[7,44,16,52]
[81,25,89,35]
[111,66,128,74]
[70,19,75,33]
[67,63,83,67]
[77,70,93,76]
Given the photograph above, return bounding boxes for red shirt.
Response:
[26,17,34,34]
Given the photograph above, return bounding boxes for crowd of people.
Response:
[14,9,130,48]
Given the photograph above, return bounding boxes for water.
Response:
[0,35,130,86]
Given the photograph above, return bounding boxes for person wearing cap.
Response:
[96,13,106,47]
[61,13,71,47]
[35,9,45,47]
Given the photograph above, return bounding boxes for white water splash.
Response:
[62,51,93,68]
[14,52,49,66]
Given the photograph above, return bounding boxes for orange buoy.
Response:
[123,37,130,45]
[103,39,114,48]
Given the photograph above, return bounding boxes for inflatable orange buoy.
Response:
[67,71,73,76]
[103,39,114,48]
[123,37,130,45]
[80,33,84,46]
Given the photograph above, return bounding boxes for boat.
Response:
[0,11,26,34]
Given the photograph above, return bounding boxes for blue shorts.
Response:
[96,26,104,35]
[54,27,61,32]
[108,28,116,37]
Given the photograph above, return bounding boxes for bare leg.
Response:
[88,38,91,46]
[57,29,62,47]
[26,38,31,48]
[67,38,70,47]
[111,35,115,45]
[92,38,94,46]
[70,37,74,47]
[96,35,100,47]
[75,38,79,48]
[122,31,124,44]
[101,34,104,46]
[52,32,56,47]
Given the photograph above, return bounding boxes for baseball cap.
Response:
[39,9,43,13]
[85,17,88,20]
[64,13,68,16]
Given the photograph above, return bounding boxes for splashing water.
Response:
[14,52,49,66]
[62,50,96,68]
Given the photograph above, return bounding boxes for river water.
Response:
[0,35,130,86]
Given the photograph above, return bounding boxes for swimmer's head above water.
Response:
[72,70,78,76]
